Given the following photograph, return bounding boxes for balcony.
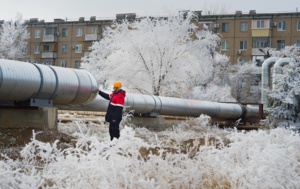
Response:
[251,20,271,37]
[84,34,100,41]
[42,52,57,58]
[43,35,58,42]
[251,29,271,37]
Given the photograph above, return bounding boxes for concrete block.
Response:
[0,106,57,130]
[128,116,169,131]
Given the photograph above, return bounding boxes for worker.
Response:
[98,81,126,140]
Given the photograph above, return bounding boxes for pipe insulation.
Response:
[272,58,293,90]
[261,57,293,108]
[58,92,260,119]
[261,57,279,107]
[0,59,260,119]
[0,59,98,105]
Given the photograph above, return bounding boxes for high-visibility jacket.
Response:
[99,89,126,122]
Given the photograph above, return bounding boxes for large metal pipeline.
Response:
[0,59,98,105]
[58,94,259,119]
[0,59,260,120]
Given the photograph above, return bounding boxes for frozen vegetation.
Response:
[0,11,300,188]
[0,114,299,189]
[82,11,238,101]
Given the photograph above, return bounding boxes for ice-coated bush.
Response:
[0,118,299,189]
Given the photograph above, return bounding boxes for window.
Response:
[62,28,68,37]
[76,28,83,37]
[34,45,40,54]
[221,41,229,50]
[252,37,271,48]
[297,21,300,31]
[296,40,300,50]
[35,29,41,38]
[75,60,81,68]
[257,20,265,28]
[240,22,248,32]
[277,40,285,50]
[221,23,229,32]
[61,60,67,67]
[75,44,82,53]
[84,43,91,51]
[83,41,93,51]
[86,27,98,34]
[252,20,270,29]
[21,47,27,54]
[44,28,55,35]
[277,21,286,31]
[42,44,53,51]
[61,44,68,54]
[240,40,248,50]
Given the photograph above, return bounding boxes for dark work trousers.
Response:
[109,121,120,141]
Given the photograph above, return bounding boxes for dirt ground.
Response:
[0,112,98,149]
[0,113,265,160]
[0,127,76,160]
[0,128,73,147]
[0,123,262,149]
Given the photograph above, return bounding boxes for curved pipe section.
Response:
[261,57,293,108]
[272,58,292,90]
[0,59,98,105]
[261,57,279,107]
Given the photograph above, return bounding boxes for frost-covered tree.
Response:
[228,61,261,103]
[268,45,299,58]
[82,12,233,101]
[0,14,30,60]
[184,53,236,102]
[266,46,300,129]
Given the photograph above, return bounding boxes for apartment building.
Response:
[1,11,300,67]
[199,10,300,65]
[22,16,113,68]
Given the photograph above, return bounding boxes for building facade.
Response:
[21,16,113,68]
[1,11,300,68]
[199,10,300,65]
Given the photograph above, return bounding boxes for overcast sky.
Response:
[0,0,299,22]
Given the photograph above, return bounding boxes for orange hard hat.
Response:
[113,81,122,88]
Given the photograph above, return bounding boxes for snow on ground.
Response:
[0,115,299,189]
